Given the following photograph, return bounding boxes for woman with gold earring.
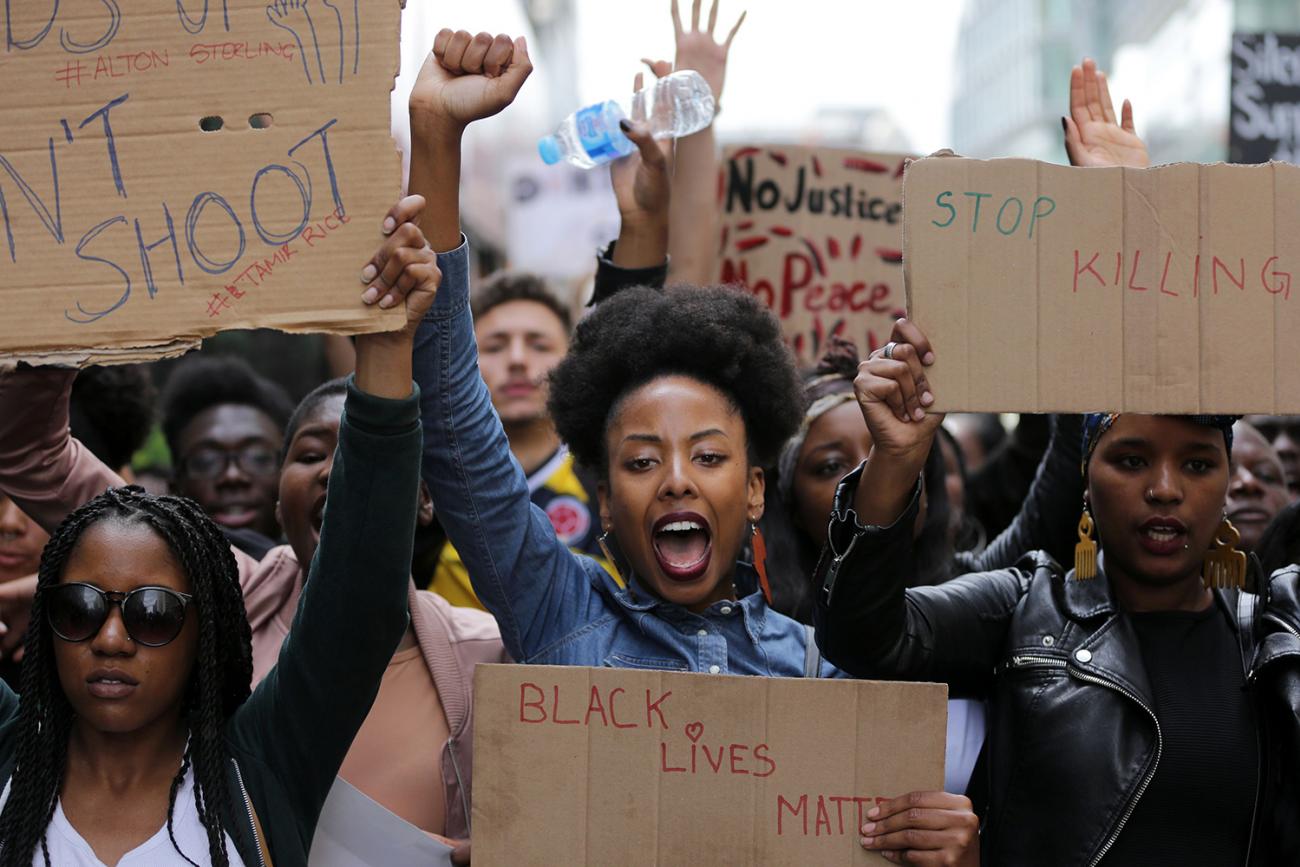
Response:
[813,319,1300,866]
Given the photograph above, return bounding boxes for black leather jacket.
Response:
[813,466,1300,867]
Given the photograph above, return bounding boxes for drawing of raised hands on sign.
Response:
[267,0,360,85]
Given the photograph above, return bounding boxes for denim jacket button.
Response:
[708,665,721,674]
[697,629,708,637]
[720,606,733,615]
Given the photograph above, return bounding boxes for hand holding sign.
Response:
[1063,58,1149,169]
[353,195,439,400]
[860,791,979,866]
[413,30,533,132]
[360,196,439,323]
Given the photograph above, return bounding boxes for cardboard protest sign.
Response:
[903,153,1300,413]
[472,664,947,866]
[0,0,403,365]
[1231,32,1300,164]
[717,146,911,366]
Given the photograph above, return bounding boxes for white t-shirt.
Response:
[945,697,988,795]
[0,766,246,866]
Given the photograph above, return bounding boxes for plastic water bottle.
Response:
[538,70,717,169]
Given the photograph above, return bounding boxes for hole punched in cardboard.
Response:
[249,113,274,130]
[199,115,224,132]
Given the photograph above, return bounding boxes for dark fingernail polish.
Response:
[619,119,632,133]
[1061,116,1068,133]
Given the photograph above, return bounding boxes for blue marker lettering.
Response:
[288,119,344,216]
[6,0,58,51]
[0,138,64,247]
[59,0,120,54]
[250,164,311,245]
[78,93,129,199]
[68,216,131,323]
[135,203,183,299]
[185,192,245,275]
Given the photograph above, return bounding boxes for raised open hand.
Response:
[670,0,745,104]
[1063,58,1149,168]
[410,30,533,131]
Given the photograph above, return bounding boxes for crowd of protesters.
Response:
[0,2,1296,865]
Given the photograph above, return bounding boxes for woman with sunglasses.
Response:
[813,321,1300,865]
[0,197,437,867]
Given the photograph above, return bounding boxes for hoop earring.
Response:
[1203,516,1247,590]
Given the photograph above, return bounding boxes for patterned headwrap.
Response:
[776,338,860,504]
[1081,413,1240,478]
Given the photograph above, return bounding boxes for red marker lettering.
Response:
[519,683,545,723]
[1073,251,1103,293]
[645,689,671,729]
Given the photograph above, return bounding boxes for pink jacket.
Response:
[0,367,505,841]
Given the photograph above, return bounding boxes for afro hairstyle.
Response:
[548,285,804,474]
[70,365,158,471]
[161,355,294,458]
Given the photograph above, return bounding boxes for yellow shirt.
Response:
[431,448,615,609]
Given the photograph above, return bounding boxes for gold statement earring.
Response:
[1074,506,1097,580]
[1203,516,1247,590]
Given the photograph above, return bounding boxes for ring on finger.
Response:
[883,341,897,361]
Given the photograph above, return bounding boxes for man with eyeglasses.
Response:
[161,355,294,558]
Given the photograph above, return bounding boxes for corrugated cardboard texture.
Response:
[0,0,403,365]
[472,664,947,866]
[904,153,1300,413]
[717,146,911,366]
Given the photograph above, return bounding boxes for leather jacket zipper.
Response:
[1263,611,1299,638]
[1003,655,1163,867]
[1070,668,1162,867]
[232,758,268,867]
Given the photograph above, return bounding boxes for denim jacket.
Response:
[414,240,840,678]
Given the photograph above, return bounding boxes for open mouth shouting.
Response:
[652,511,713,582]
[1137,516,1188,556]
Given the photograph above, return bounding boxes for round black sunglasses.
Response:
[46,583,194,648]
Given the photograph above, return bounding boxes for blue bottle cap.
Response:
[538,135,562,165]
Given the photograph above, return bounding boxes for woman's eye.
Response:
[1186,459,1213,474]
[1118,455,1146,470]
[813,460,846,478]
[696,453,725,466]
[626,457,655,471]
[296,452,325,464]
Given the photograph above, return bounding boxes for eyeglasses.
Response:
[47,583,194,647]
[180,445,279,481]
